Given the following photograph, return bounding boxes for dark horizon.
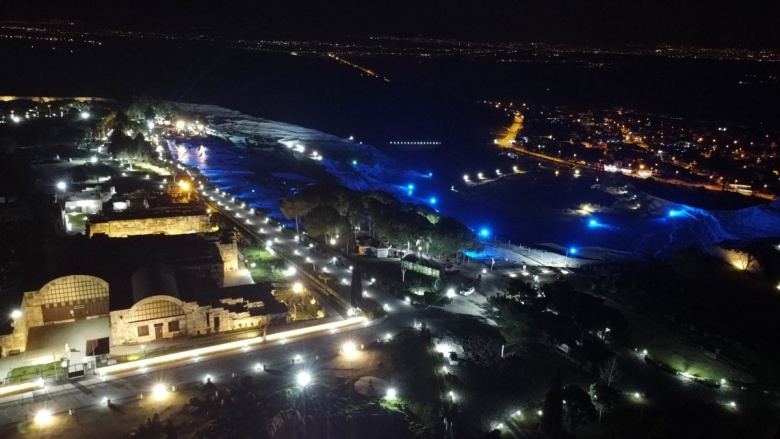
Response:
[2,0,780,48]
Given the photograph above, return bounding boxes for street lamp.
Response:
[56,181,67,191]
[10,309,22,320]
[293,282,303,294]
[296,371,312,387]
[34,409,53,426]
[385,388,397,401]
[152,384,169,400]
[342,341,358,358]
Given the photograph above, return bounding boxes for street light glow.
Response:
[293,282,303,294]
[34,409,52,425]
[56,181,67,191]
[446,288,456,298]
[152,384,169,400]
[10,309,22,320]
[342,341,358,358]
[80,111,90,119]
[296,371,312,387]
[385,388,397,400]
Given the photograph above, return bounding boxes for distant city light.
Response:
[80,111,90,120]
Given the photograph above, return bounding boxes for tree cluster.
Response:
[279,183,480,259]
[129,412,178,439]
[126,96,174,123]
[489,280,629,348]
[107,130,155,162]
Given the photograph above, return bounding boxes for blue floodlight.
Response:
[429,197,437,205]
[352,160,358,165]
[569,247,578,255]
[479,228,490,237]
[668,209,681,217]
[428,172,433,177]
[407,184,415,191]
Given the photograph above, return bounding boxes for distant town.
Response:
[488,102,779,199]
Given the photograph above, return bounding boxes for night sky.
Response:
[1,0,779,47]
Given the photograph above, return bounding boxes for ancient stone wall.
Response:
[217,240,239,271]
[89,214,210,238]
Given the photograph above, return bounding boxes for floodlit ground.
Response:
[2,386,195,439]
[1,336,432,439]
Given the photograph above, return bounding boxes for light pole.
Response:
[141,344,146,359]
[60,358,68,382]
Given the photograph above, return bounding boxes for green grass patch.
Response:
[632,322,754,383]
[242,246,287,282]
[242,246,279,262]
[7,362,63,384]
[68,214,88,229]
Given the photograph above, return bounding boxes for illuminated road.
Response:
[0,317,400,427]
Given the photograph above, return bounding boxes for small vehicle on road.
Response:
[459,286,475,296]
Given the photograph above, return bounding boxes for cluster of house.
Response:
[0,181,288,360]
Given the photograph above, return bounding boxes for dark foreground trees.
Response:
[284,183,480,259]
